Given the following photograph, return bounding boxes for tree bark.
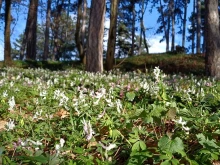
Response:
[75,0,84,62]
[167,16,170,52]
[142,23,149,54]
[130,0,136,56]
[191,0,196,54]
[43,0,51,61]
[106,0,119,71]
[159,0,169,52]
[86,0,106,72]
[4,0,12,66]
[23,0,39,60]
[0,0,2,15]
[171,0,175,52]
[196,0,201,54]
[205,0,220,78]
[182,0,187,48]
[81,0,87,64]
[52,0,64,61]
[138,0,146,54]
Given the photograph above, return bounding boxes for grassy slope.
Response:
[0,53,205,75]
[115,54,205,75]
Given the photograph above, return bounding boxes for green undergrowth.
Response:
[0,66,219,165]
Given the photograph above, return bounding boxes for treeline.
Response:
[1,0,220,78]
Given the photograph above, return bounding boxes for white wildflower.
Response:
[82,119,95,141]
[5,118,15,131]
[8,96,15,111]
[28,139,43,146]
[99,142,116,151]
[39,90,47,97]
[10,82,14,87]
[153,67,161,81]
[60,138,65,147]
[55,144,61,150]
[173,117,190,133]
[3,90,8,97]
[98,109,106,119]
[55,138,65,155]
[116,99,122,113]
[106,98,114,107]
[33,109,43,120]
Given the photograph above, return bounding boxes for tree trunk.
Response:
[138,0,146,54]
[106,0,119,71]
[159,0,169,52]
[81,0,87,64]
[52,0,64,61]
[167,16,170,52]
[191,0,196,54]
[139,21,143,55]
[182,0,187,48]
[142,23,149,54]
[196,0,201,54]
[75,0,84,62]
[4,0,12,66]
[130,1,136,56]
[171,0,175,52]
[25,0,39,60]
[205,0,220,78]
[0,0,2,15]
[86,0,106,72]
[43,0,51,61]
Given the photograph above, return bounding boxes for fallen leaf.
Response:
[54,109,70,119]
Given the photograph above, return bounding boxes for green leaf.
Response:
[126,92,136,101]
[139,140,147,151]
[0,147,5,156]
[129,138,138,143]
[161,160,171,165]
[211,153,218,160]
[132,141,140,152]
[158,136,184,154]
[128,150,152,165]
[16,155,48,163]
[73,147,85,154]
[167,108,176,119]
[109,129,121,140]
[171,159,179,165]
[196,133,220,150]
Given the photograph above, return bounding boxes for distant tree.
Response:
[86,0,106,72]
[26,0,38,60]
[156,0,170,52]
[138,0,149,54]
[196,0,201,54]
[106,0,119,71]
[181,0,189,48]
[170,0,175,52]
[4,0,12,66]
[75,0,87,64]
[51,0,64,61]
[205,0,220,78]
[43,0,51,61]
[187,0,196,54]
[20,0,39,60]
[0,0,2,15]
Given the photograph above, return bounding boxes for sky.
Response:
[0,1,193,61]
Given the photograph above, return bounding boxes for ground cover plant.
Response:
[0,66,219,165]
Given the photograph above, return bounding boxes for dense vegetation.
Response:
[0,55,219,165]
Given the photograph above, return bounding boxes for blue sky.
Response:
[0,1,193,61]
